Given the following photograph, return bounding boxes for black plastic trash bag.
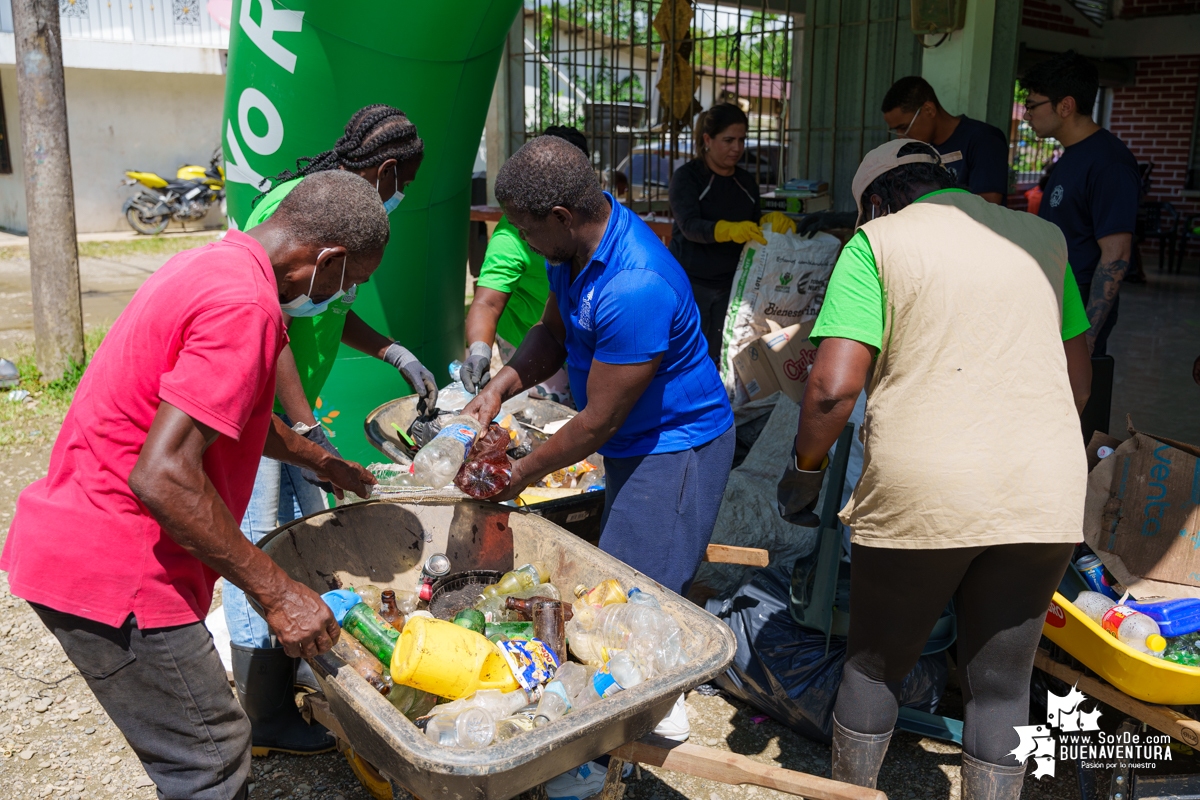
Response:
[705,567,948,744]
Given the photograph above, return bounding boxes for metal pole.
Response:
[12,0,84,381]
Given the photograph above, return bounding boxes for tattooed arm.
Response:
[1085,233,1132,354]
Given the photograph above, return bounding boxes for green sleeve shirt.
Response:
[245,177,356,412]
[811,230,1091,351]
[476,215,551,348]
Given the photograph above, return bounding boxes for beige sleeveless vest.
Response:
[843,191,1086,549]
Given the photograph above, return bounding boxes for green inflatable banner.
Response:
[222,0,520,464]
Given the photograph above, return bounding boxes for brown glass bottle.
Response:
[379,590,405,631]
[504,595,574,621]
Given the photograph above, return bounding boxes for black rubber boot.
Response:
[295,658,320,693]
[831,716,892,789]
[961,752,1027,800]
[231,643,335,756]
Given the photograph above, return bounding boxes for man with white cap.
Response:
[776,140,1093,799]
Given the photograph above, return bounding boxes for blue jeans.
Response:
[598,426,736,596]
[223,457,326,649]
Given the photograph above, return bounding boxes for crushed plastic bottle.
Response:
[412,414,484,488]
[434,361,477,413]
[567,601,687,676]
[352,584,383,611]
[454,423,513,499]
[424,707,495,748]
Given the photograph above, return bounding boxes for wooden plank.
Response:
[610,735,887,800]
[703,543,771,567]
[1033,649,1200,747]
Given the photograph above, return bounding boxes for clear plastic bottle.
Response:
[554,662,601,709]
[567,602,686,676]
[352,584,383,611]
[607,649,645,689]
[1102,606,1167,655]
[1074,590,1117,623]
[426,689,530,720]
[479,563,551,603]
[626,588,661,609]
[1077,592,1167,655]
[424,707,495,748]
[331,635,390,695]
[533,682,570,726]
[412,414,484,488]
[434,361,477,413]
[495,715,536,742]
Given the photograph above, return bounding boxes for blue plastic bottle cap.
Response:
[321,589,365,625]
[1097,446,1114,459]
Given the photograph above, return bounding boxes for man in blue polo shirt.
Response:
[466,135,735,601]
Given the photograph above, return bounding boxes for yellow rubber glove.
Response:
[714,220,768,246]
[760,211,797,236]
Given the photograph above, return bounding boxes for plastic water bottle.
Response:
[533,681,570,726]
[554,662,601,709]
[626,588,661,608]
[606,649,645,688]
[424,707,496,748]
[567,602,686,676]
[434,361,476,412]
[477,563,551,605]
[412,414,484,487]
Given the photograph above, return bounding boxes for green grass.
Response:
[0,326,108,450]
[0,232,220,262]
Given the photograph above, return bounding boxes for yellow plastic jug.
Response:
[390,616,519,700]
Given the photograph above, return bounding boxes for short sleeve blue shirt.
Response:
[547,194,733,458]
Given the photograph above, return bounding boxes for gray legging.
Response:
[833,541,1074,765]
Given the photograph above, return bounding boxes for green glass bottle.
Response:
[453,609,486,634]
[341,603,400,665]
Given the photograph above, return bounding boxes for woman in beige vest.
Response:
[777,140,1093,799]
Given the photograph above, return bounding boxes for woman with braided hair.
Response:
[223,104,437,757]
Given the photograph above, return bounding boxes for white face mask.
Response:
[378,163,403,214]
[280,248,347,317]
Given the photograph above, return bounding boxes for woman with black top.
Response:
[669,103,795,362]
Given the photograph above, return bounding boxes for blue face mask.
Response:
[378,163,404,215]
[280,249,347,318]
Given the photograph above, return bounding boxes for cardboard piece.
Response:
[732,339,781,401]
[732,320,818,404]
[1083,421,1200,599]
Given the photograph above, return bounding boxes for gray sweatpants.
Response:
[31,603,251,800]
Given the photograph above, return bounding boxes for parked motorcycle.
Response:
[122,147,225,235]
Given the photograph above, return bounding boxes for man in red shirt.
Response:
[1,170,385,800]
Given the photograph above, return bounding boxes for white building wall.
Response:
[0,66,225,233]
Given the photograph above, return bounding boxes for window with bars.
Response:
[514,0,801,211]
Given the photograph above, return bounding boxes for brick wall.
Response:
[1107,54,1200,260]
[1117,0,1200,19]
[1021,0,1094,35]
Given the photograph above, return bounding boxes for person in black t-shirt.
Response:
[1022,51,1139,356]
[668,103,796,362]
[881,76,1010,204]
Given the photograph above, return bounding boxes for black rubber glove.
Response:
[299,425,341,493]
[461,341,493,394]
[795,211,858,239]
[384,343,439,412]
[776,453,829,527]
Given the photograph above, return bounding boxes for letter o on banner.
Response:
[238,88,284,156]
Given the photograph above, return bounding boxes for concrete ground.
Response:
[0,239,1197,799]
